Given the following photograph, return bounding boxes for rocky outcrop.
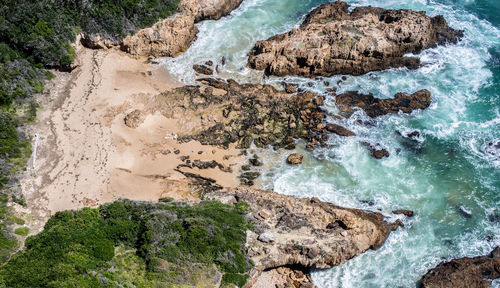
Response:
[247,1,463,77]
[420,247,500,288]
[336,89,431,117]
[84,0,243,57]
[121,14,198,57]
[205,188,401,286]
[179,0,244,22]
[149,78,327,150]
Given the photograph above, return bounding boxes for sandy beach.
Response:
[18,43,243,231]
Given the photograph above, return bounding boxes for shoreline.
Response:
[17,45,245,233]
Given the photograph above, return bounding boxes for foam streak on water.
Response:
[160,0,500,287]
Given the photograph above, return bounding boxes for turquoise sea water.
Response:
[161,0,500,287]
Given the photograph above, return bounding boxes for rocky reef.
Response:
[420,247,500,288]
[205,187,402,287]
[335,89,432,117]
[247,1,463,77]
[147,78,327,151]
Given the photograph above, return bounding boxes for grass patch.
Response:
[13,227,29,236]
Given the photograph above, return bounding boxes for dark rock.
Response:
[361,142,389,159]
[193,64,213,75]
[249,156,263,166]
[392,209,414,217]
[192,159,219,169]
[205,60,213,66]
[325,123,356,136]
[336,89,432,117]
[420,247,500,288]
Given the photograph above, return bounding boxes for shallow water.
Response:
[160,0,500,287]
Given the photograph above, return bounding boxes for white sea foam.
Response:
[159,0,500,286]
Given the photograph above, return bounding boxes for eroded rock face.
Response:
[336,89,431,117]
[121,14,198,57]
[420,247,500,288]
[247,1,463,77]
[205,187,398,270]
[84,0,243,57]
[179,0,244,22]
[205,188,401,274]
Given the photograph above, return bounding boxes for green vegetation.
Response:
[1,0,181,68]
[0,0,182,264]
[0,200,253,287]
[13,227,28,237]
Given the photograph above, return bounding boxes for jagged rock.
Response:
[336,89,432,117]
[325,123,356,136]
[361,142,389,159]
[80,33,119,49]
[124,109,145,128]
[179,0,244,22]
[286,153,303,165]
[193,64,213,75]
[249,156,263,166]
[420,247,500,288]
[282,82,298,93]
[392,209,414,217]
[248,1,463,77]
[205,60,213,66]
[84,0,243,57]
[121,14,198,57]
[192,159,219,169]
[204,187,401,272]
[148,78,326,151]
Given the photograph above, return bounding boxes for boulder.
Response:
[286,153,303,165]
[325,123,356,136]
[361,142,389,159]
[258,232,275,243]
[124,109,145,128]
[193,64,214,75]
[248,1,463,77]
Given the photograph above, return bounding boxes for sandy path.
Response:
[19,45,242,230]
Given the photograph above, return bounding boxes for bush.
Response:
[0,200,253,287]
[0,0,181,68]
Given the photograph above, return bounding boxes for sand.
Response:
[19,43,243,230]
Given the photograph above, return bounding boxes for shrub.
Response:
[0,200,253,287]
